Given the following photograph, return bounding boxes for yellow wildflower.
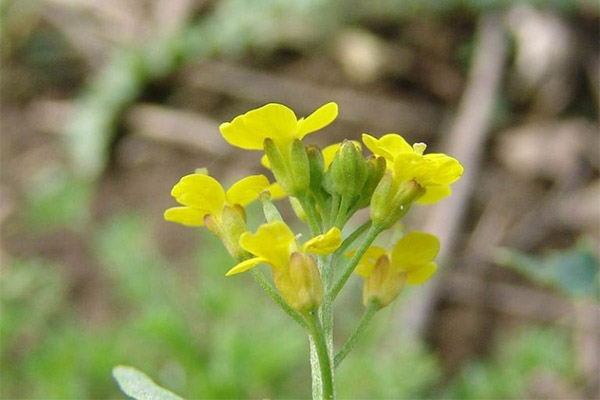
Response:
[220,102,338,152]
[225,221,342,312]
[164,173,271,258]
[362,133,463,204]
[355,232,440,307]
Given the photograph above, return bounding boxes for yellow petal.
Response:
[422,153,464,185]
[239,221,295,269]
[392,152,429,182]
[362,133,413,162]
[322,143,342,170]
[226,257,267,276]
[226,174,270,207]
[220,103,297,150]
[303,227,342,255]
[267,182,287,200]
[296,102,338,139]
[406,262,438,284]
[261,154,271,169]
[164,206,208,226]
[416,185,451,204]
[354,246,387,278]
[391,231,440,272]
[171,174,225,215]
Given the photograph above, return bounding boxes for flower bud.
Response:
[306,145,325,192]
[356,155,386,208]
[263,138,290,190]
[370,174,424,229]
[363,255,406,308]
[288,139,311,196]
[274,252,323,313]
[330,141,368,198]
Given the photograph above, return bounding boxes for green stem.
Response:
[333,220,371,258]
[250,269,307,329]
[300,195,322,236]
[329,194,340,228]
[306,312,335,399]
[329,225,383,300]
[334,301,379,367]
[334,196,352,228]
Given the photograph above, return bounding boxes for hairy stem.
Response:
[250,269,307,329]
[330,226,383,300]
[334,301,379,367]
[306,312,335,399]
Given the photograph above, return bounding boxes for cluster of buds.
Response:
[165,102,463,314]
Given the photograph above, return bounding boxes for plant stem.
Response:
[329,225,382,300]
[333,220,371,258]
[334,196,352,228]
[306,312,334,399]
[300,195,322,236]
[334,301,379,367]
[250,269,307,329]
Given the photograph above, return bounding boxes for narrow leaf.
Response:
[112,365,184,400]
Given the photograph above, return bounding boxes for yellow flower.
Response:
[220,102,338,152]
[164,172,271,258]
[354,232,440,307]
[226,221,342,312]
[362,133,463,204]
[164,173,270,226]
[226,221,342,275]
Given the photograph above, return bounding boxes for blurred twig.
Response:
[400,13,508,337]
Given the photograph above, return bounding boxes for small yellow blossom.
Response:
[220,102,338,152]
[226,222,342,275]
[164,173,269,226]
[226,221,342,312]
[164,173,272,258]
[362,133,463,204]
[355,232,440,307]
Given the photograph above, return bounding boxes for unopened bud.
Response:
[288,139,311,196]
[330,140,368,198]
[362,255,405,308]
[306,145,325,192]
[370,174,424,229]
[356,155,386,208]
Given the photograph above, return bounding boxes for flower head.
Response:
[355,231,440,307]
[220,102,338,151]
[226,221,342,312]
[164,173,271,258]
[362,133,463,204]
[221,103,337,196]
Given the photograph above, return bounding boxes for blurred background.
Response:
[1,0,599,398]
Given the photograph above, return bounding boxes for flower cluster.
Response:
[165,102,462,313]
[164,102,462,398]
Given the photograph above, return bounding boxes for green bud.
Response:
[288,139,311,196]
[356,155,386,208]
[370,175,425,229]
[306,145,325,192]
[330,140,368,198]
[263,138,290,191]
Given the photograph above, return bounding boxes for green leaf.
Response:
[496,241,600,300]
[112,366,184,400]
